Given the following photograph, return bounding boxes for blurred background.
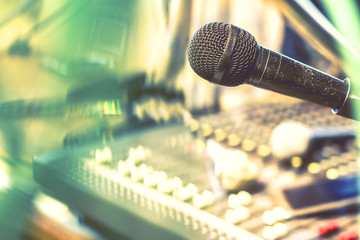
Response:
[0,0,359,239]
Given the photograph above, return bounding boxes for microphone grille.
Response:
[188,22,258,86]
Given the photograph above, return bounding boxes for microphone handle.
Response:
[245,46,349,112]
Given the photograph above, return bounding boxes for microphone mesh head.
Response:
[188,22,258,86]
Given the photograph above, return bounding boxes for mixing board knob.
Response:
[193,190,215,209]
[130,166,142,181]
[192,219,200,230]
[125,145,151,164]
[227,134,241,147]
[95,149,103,163]
[214,128,227,142]
[262,223,288,240]
[95,147,113,164]
[201,224,209,234]
[262,226,276,240]
[262,210,276,226]
[242,139,256,152]
[190,119,200,133]
[210,230,218,239]
[228,194,242,209]
[174,183,198,201]
[128,147,137,162]
[262,207,291,225]
[218,235,227,240]
[117,161,133,176]
[201,123,213,137]
[135,145,148,162]
[318,219,339,236]
[338,229,359,240]
[272,207,291,221]
[196,139,206,154]
[225,206,250,224]
[157,176,183,194]
[130,164,153,182]
[256,144,272,158]
[273,223,288,239]
[237,191,252,206]
[228,191,252,209]
[143,171,167,188]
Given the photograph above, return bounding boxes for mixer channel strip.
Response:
[34,148,262,240]
[34,102,359,240]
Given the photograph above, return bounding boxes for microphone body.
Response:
[187,22,355,120]
[246,46,349,110]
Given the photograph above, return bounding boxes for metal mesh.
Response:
[188,22,258,86]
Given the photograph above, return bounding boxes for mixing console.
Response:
[34,101,359,240]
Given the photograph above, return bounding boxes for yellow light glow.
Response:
[201,124,213,137]
[242,139,256,152]
[291,156,302,168]
[228,133,241,147]
[190,119,200,132]
[214,128,227,142]
[326,168,340,180]
[308,162,321,174]
[257,144,272,157]
[0,168,10,191]
[103,101,109,114]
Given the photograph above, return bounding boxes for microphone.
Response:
[187,22,354,119]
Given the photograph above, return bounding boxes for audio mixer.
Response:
[34,101,359,240]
